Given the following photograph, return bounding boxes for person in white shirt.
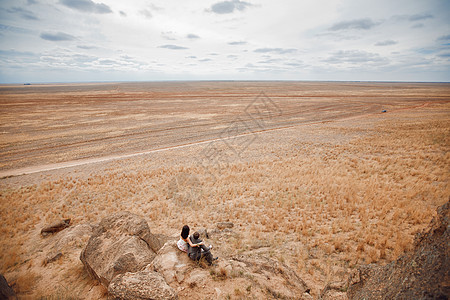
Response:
[177,225,204,252]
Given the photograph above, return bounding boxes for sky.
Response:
[0,0,449,83]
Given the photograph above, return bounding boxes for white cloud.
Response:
[139,9,152,19]
[0,0,449,82]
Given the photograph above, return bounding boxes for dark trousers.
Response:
[188,244,213,265]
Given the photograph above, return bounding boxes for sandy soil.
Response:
[0,81,449,299]
[1,81,447,173]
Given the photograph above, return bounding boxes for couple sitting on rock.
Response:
[177,225,217,265]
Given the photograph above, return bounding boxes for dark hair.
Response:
[193,231,200,240]
[181,225,190,239]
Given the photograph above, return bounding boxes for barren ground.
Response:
[0,81,449,299]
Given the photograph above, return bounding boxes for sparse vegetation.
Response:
[0,82,448,298]
[13,271,40,294]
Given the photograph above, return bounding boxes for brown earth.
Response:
[1,81,448,174]
[0,81,449,299]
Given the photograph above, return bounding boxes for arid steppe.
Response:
[0,81,449,299]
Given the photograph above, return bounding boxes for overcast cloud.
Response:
[209,0,254,14]
[40,31,76,41]
[329,18,380,31]
[375,40,398,47]
[59,0,112,14]
[0,0,449,82]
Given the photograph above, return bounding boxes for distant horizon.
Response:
[1,79,450,86]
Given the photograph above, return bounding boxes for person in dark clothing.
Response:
[187,231,217,265]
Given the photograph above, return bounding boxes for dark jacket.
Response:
[188,235,210,260]
[187,235,201,256]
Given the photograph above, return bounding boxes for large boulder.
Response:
[80,212,162,287]
[108,270,177,300]
[347,201,450,299]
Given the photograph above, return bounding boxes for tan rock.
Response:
[41,218,71,236]
[80,212,161,287]
[53,223,93,251]
[108,270,177,300]
[185,269,209,287]
[229,255,309,299]
[149,240,194,285]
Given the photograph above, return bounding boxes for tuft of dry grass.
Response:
[218,267,228,279]
[13,271,40,294]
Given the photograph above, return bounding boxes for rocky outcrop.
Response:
[319,281,347,300]
[347,201,450,299]
[108,270,177,300]
[80,212,161,287]
[229,255,310,299]
[79,213,310,299]
[150,240,310,299]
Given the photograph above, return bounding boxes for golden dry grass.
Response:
[0,82,449,298]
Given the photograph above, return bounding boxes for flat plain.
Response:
[0,81,449,298]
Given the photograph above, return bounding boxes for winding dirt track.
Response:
[0,102,432,178]
[0,81,448,178]
[0,121,324,177]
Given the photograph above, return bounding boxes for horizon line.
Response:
[1,79,450,85]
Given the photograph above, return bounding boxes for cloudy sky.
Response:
[0,0,449,83]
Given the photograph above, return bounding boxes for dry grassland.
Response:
[0,82,449,298]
